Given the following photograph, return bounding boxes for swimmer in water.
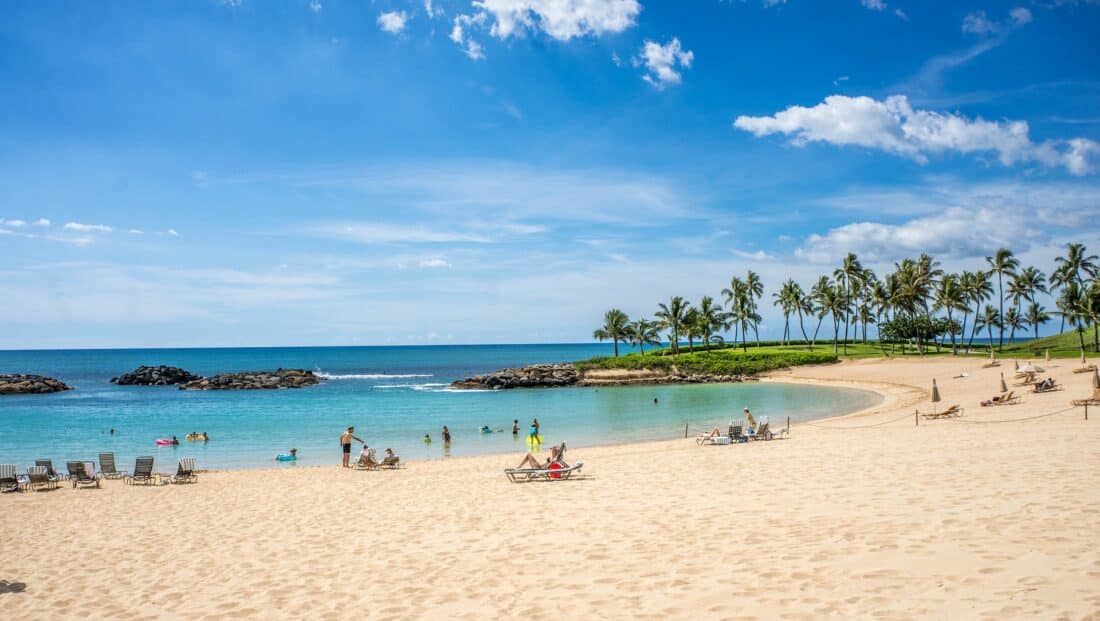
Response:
[423,434,432,445]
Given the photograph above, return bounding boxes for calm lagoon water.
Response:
[0,344,881,470]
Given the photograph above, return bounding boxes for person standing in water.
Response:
[340,426,363,468]
[512,419,519,436]
[442,426,452,444]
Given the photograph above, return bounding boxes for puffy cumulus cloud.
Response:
[634,37,693,89]
[796,205,1044,264]
[733,94,1100,175]
[34,218,50,226]
[0,218,27,227]
[450,0,640,58]
[378,10,410,34]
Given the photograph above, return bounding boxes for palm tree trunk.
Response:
[832,317,840,354]
[997,273,1005,351]
[614,339,619,357]
[797,308,810,350]
[842,284,850,355]
[967,303,981,352]
[812,316,823,349]
[741,321,748,352]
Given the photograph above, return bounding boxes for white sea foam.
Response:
[317,373,433,380]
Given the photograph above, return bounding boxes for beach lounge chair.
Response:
[126,456,159,486]
[1070,389,1100,406]
[354,449,380,470]
[729,425,747,443]
[380,454,401,470]
[921,404,963,419]
[66,461,101,489]
[26,466,58,491]
[167,457,197,484]
[36,459,67,481]
[1,464,25,493]
[99,452,128,479]
[1073,364,1096,374]
[504,443,583,482]
[990,391,1020,406]
[1033,379,1062,393]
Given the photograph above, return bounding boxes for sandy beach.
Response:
[3,356,1099,620]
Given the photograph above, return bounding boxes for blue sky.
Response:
[1,0,1099,348]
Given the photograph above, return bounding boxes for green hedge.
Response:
[576,349,838,376]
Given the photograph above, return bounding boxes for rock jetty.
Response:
[179,368,323,391]
[451,363,580,389]
[451,364,745,390]
[0,374,73,395]
[111,365,202,386]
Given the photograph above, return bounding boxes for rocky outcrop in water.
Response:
[179,368,323,391]
[451,364,580,389]
[111,365,202,386]
[0,374,73,395]
[451,364,746,390]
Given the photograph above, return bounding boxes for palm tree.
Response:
[682,308,701,352]
[790,281,812,347]
[627,319,661,354]
[834,252,864,355]
[695,296,728,350]
[1055,242,1099,286]
[772,280,797,346]
[655,297,690,355]
[1061,281,1092,357]
[721,277,747,345]
[977,304,1002,353]
[933,273,968,355]
[726,291,753,352]
[986,248,1019,351]
[809,276,832,350]
[745,270,764,347]
[817,282,846,354]
[593,308,630,357]
[1003,307,1026,345]
[1025,303,1051,342]
[965,270,995,352]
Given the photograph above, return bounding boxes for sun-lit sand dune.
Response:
[2,356,1099,620]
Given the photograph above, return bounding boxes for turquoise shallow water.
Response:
[0,344,881,471]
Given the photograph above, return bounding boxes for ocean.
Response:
[0,344,882,470]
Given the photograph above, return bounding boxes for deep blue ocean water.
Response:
[0,344,881,471]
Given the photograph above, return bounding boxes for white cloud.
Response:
[963,7,1032,36]
[418,257,452,268]
[733,94,1100,175]
[424,0,442,19]
[63,222,112,233]
[762,0,787,6]
[860,0,887,11]
[309,0,322,13]
[127,229,144,235]
[799,178,1100,263]
[894,8,908,20]
[34,218,50,227]
[450,12,488,59]
[732,249,775,261]
[0,218,27,227]
[634,37,694,89]
[167,229,180,237]
[450,0,640,59]
[378,10,410,34]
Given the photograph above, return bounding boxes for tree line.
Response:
[594,243,1100,357]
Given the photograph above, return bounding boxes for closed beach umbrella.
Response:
[1082,351,1088,365]
[999,372,1008,393]
[931,379,941,403]
[1093,366,1100,390]
[1045,349,1051,362]
[1014,359,1020,371]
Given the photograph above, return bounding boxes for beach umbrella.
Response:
[931,379,941,412]
[1045,349,1051,362]
[999,372,1008,393]
[1019,364,1045,374]
[1082,351,1088,365]
[1093,366,1100,390]
[1014,359,1020,371]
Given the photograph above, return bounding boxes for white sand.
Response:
[2,356,1099,620]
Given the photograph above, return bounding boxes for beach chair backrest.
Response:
[554,443,567,465]
[36,459,57,478]
[28,466,48,484]
[66,461,84,479]
[178,457,196,475]
[730,425,743,438]
[99,452,117,474]
[0,464,16,483]
[134,456,154,478]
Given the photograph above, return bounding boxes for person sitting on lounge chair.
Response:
[381,448,399,468]
[357,445,379,469]
[514,444,563,469]
[696,426,723,444]
[1034,378,1056,392]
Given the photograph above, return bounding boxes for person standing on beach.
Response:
[340,426,363,468]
